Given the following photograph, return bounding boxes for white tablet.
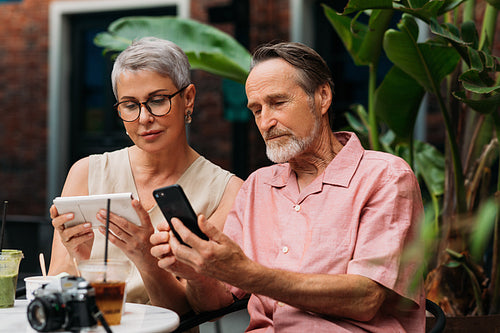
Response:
[53,192,140,228]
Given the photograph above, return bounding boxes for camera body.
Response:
[27,275,99,332]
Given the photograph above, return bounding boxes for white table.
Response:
[0,300,179,333]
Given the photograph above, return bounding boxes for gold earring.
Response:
[185,110,192,124]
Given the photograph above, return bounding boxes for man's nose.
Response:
[258,107,277,132]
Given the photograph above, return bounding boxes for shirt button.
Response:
[294,204,301,212]
[282,246,289,254]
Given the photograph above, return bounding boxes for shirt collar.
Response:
[265,132,364,188]
[322,131,364,187]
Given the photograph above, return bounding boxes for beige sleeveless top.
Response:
[88,147,233,304]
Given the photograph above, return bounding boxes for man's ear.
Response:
[317,83,332,116]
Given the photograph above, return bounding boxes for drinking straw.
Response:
[0,201,7,253]
[39,253,47,277]
[103,198,110,283]
[73,257,81,277]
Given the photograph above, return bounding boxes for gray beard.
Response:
[265,118,320,163]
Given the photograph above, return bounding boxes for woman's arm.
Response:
[205,176,244,229]
[48,157,94,276]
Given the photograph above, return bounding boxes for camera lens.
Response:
[27,296,66,332]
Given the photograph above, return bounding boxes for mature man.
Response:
[151,42,425,332]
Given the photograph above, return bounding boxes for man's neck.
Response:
[289,128,343,192]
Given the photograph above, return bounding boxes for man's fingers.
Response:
[168,229,197,263]
[170,217,192,245]
[150,230,169,246]
[168,226,183,250]
[157,254,178,270]
[198,216,224,242]
[156,221,171,232]
[150,242,171,259]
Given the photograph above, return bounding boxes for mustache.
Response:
[263,128,291,141]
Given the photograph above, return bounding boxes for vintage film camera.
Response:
[27,275,111,332]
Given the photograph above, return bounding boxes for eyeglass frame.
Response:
[114,84,190,122]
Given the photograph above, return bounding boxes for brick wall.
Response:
[0,0,50,215]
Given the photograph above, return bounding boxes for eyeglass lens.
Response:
[115,85,188,122]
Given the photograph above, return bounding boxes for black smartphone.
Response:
[153,184,208,245]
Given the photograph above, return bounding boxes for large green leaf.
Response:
[94,16,251,85]
[430,18,471,46]
[323,5,369,66]
[453,90,500,114]
[413,140,445,197]
[460,70,499,94]
[342,0,465,21]
[358,9,394,64]
[396,140,445,197]
[374,66,425,139]
[383,14,460,94]
[323,5,393,65]
[342,0,393,15]
[431,19,500,73]
[345,104,370,137]
[470,198,497,262]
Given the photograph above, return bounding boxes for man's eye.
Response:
[250,109,261,116]
[149,95,167,106]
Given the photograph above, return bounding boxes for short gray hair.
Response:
[111,37,191,98]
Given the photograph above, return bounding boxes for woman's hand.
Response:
[50,204,94,261]
[96,199,155,270]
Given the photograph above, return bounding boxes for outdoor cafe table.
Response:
[0,299,179,333]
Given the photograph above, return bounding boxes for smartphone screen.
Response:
[153,184,208,245]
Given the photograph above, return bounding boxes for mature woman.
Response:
[48,37,243,314]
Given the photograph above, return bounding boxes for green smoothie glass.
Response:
[0,249,23,308]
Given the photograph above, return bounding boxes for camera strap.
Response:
[91,305,113,333]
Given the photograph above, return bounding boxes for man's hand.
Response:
[151,214,250,285]
[150,218,201,280]
[167,215,250,285]
[150,215,242,312]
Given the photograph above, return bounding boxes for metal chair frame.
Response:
[173,297,446,333]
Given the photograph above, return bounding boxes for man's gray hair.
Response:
[250,41,334,99]
[111,37,191,98]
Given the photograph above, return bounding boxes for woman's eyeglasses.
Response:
[114,85,189,122]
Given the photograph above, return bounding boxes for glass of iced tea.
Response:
[78,259,131,325]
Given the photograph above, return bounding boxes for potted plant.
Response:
[323,0,500,324]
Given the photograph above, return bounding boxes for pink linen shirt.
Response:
[224,132,425,332]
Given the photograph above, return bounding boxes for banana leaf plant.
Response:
[324,0,500,316]
[94,16,251,85]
